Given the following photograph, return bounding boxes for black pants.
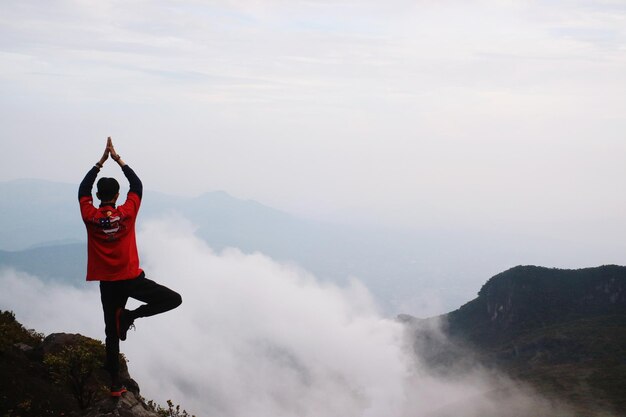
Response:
[100,272,182,382]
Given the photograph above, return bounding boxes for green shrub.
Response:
[43,339,107,409]
[0,310,44,350]
[147,399,196,417]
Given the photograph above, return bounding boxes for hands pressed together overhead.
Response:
[97,137,125,168]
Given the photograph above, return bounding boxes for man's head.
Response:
[97,177,120,202]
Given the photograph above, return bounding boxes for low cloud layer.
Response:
[1,217,570,416]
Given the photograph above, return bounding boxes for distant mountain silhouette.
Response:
[0,178,515,311]
[3,178,624,314]
[0,179,84,250]
[0,244,85,284]
[405,265,626,415]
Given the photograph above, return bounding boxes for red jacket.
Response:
[79,165,143,281]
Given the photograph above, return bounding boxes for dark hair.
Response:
[97,177,120,201]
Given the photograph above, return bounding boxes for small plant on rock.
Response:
[43,339,107,409]
[147,399,196,417]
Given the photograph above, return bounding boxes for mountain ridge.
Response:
[447,264,626,344]
[404,264,626,415]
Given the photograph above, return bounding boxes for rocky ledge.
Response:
[0,311,178,417]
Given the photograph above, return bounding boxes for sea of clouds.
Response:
[0,217,571,417]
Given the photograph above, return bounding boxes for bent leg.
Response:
[126,272,182,319]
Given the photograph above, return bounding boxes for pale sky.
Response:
[2,0,626,244]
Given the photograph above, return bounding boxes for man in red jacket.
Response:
[79,138,182,397]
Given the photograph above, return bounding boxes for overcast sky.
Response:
[2,0,626,243]
[1,4,624,411]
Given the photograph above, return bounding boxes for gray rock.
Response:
[14,342,33,352]
[83,392,160,417]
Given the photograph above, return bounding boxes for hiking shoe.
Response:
[110,384,128,397]
[115,308,135,341]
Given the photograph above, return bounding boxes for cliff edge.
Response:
[0,311,174,417]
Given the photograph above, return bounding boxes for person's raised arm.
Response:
[78,139,109,200]
[108,138,143,199]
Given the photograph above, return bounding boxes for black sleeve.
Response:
[123,165,143,199]
[78,166,100,200]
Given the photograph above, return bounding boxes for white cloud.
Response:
[0,267,102,338]
[0,217,571,416]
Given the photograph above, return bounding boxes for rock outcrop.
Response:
[83,392,159,417]
[0,311,163,417]
[42,333,158,417]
